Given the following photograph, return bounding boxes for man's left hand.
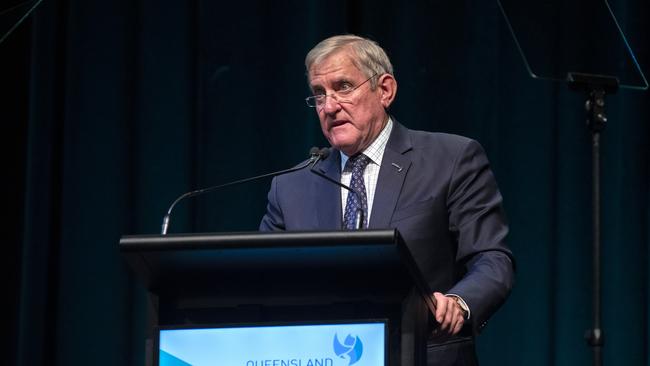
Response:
[433,292,466,336]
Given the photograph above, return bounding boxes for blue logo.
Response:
[333,333,363,365]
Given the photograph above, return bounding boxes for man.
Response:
[260,34,514,366]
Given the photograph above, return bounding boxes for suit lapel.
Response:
[369,121,413,229]
[314,150,343,229]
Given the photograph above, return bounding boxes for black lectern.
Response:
[120,229,435,366]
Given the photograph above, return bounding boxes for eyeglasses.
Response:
[305,73,378,108]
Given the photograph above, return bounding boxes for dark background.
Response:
[4,0,649,365]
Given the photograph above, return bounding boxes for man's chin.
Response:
[330,142,360,156]
[326,130,362,155]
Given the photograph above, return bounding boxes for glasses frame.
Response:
[305,73,379,108]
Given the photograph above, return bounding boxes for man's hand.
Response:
[433,292,466,336]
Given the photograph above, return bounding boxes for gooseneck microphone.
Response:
[160,147,327,234]
[309,148,365,230]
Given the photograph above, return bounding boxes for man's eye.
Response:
[338,83,354,92]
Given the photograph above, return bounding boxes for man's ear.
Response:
[377,73,397,109]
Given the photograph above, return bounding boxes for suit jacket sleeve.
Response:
[259,177,285,231]
[445,139,514,333]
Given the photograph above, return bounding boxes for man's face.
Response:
[308,51,389,156]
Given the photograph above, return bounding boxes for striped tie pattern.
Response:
[343,154,370,229]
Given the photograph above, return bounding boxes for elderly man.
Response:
[260,34,514,366]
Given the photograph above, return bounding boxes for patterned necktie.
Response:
[343,154,371,230]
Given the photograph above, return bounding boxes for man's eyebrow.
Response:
[310,76,350,89]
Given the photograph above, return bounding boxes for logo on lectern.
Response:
[333,333,364,365]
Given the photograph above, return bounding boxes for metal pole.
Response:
[589,130,603,366]
[582,86,608,366]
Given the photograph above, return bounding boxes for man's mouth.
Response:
[330,120,348,128]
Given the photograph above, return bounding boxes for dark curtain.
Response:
[6,0,649,365]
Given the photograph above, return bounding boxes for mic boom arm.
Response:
[160,148,325,234]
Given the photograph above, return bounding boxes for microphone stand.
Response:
[160,150,324,234]
[567,72,619,366]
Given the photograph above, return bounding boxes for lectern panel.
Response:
[120,230,431,366]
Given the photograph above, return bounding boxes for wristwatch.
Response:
[447,294,470,319]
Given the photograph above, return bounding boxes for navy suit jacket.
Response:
[260,121,514,365]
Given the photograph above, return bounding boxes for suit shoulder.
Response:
[406,130,482,156]
[273,160,313,184]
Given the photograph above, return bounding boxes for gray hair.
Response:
[305,35,394,89]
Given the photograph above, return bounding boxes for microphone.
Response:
[315,147,330,160]
[160,147,326,235]
[309,148,365,230]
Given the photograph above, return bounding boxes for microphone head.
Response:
[309,146,320,157]
[318,147,330,160]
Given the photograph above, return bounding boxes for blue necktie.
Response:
[343,154,370,229]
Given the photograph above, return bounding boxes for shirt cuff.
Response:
[445,293,471,320]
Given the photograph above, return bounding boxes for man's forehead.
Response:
[308,51,362,84]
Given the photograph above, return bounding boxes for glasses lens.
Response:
[306,73,377,107]
[307,95,325,107]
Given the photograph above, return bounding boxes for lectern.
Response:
[120,229,435,366]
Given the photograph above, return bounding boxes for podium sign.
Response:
[158,321,386,366]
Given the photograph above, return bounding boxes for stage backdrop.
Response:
[9,0,649,365]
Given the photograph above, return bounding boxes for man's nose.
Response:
[321,94,341,114]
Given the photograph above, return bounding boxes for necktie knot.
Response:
[345,153,371,172]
